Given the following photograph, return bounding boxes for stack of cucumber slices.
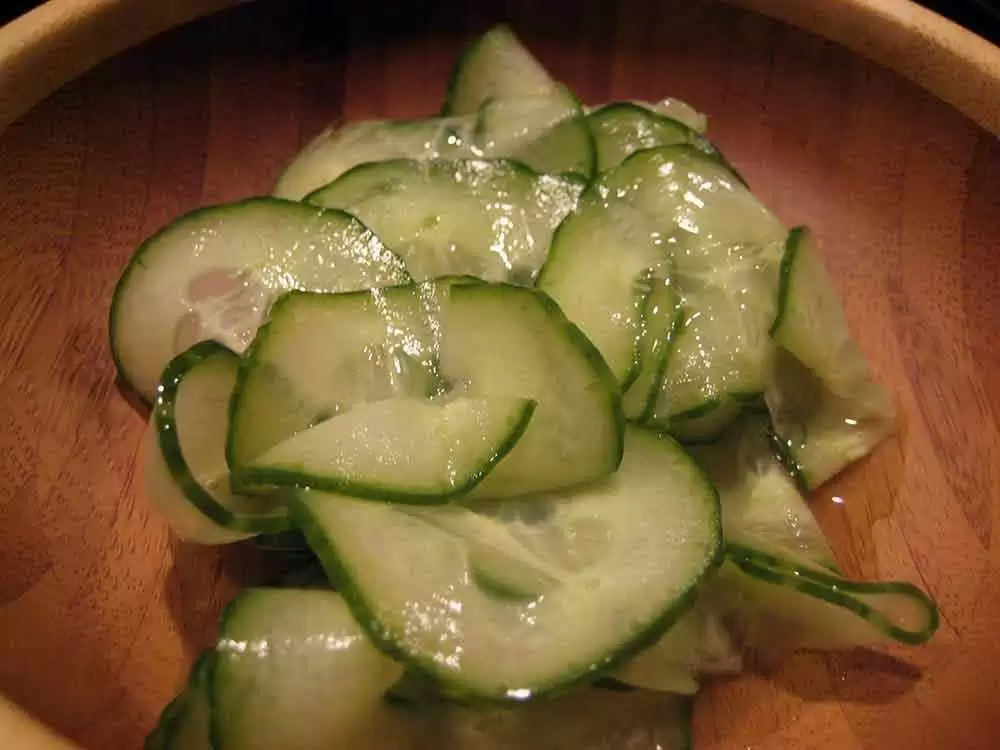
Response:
[111,26,938,750]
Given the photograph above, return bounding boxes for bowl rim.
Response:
[0,0,997,746]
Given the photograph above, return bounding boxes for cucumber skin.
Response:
[726,543,939,646]
[769,226,807,337]
[290,429,722,702]
[145,651,214,750]
[154,340,291,534]
[237,400,538,504]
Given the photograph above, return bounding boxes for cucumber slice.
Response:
[587,101,727,174]
[293,427,721,699]
[227,284,441,477]
[442,26,556,116]
[649,97,708,133]
[273,118,473,200]
[476,86,595,178]
[691,414,837,570]
[539,145,784,439]
[768,228,895,489]
[110,198,411,402]
[537,198,668,386]
[306,159,584,284]
[613,604,741,695]
[241,396,536,503]
[212,588,405,750]
[150,341,288,536]
[230,283,621,499]
[441,283,623,498]
[724,544,939,650]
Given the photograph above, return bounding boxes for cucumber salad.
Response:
[111,26,939,750]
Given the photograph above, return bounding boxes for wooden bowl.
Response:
[1,0,998,747]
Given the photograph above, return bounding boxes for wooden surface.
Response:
[1,0,998,747]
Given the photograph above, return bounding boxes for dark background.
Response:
[1,0,999,41]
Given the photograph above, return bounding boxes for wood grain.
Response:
[1,0,998,747]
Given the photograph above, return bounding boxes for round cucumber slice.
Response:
[293,427,722,700]
[110,198,411,403]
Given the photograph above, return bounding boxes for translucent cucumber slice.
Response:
[212,588,405,750]
[691,414,838,570]
[293,427,721,699]
[241,396,535,503]
[622,283,684,421]
[148,341,289,538]
[442,25,556,115]
[768,228,896,489]
[307,159,583,284]
[110,198,411,402]
[723,544,939,651]
[272,118,473,200]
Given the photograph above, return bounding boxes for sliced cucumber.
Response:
[272,118,472,200]
[723,544,939,651]
[588,101,722,174]
[306,159,584,284]
[540,145,784,439]
[442,25,556,116]
[649,97,708,133]
[613,603,741,695]
[241,396,535,503]
[440,283,623,498]
[768,228,895,489]
[212,588,405,750]
[149,341,288,537]
[230,283,621,499]
[227,285,440,478]
[293,427,721,699]
[110,198,411,402]
[691,414,837,570]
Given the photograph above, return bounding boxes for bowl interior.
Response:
[1,0,998,747]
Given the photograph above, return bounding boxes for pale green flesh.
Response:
[213,588,405,750]
[588,101,713,173]
[227,285,441,477]
[141,420,252,545]
[614,601,741,695]
[242,396,535,502]
[443,26,556,115]
[439,284,622,498]
[111,198,411,402]
[622,280,683,420]
[768,228,896,489]
[307,159,583,284]
[293,427,721,699]
[690,415,837,570]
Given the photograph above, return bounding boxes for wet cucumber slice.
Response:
[212,588,405,750]
[144,341,289,541]
[540,145,784,440]
[723,544,939,651]
[241,396,536,503]
[110,198,411,403]
[442,25,557,115]
[767,227,896,489]
[306,158,583,284]
[293,427,721,700]
[145,653,213,750]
